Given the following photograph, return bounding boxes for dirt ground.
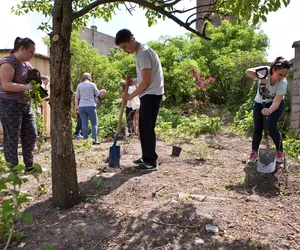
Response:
[4,130,300,250]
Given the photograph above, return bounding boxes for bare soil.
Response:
[5,130,300,249]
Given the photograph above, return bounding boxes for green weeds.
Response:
[0,154,41,249]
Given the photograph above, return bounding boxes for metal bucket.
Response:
[172,145,182,157]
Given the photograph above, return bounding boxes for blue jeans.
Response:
[139,94,162,166]
[78,106,98,140]
[252,100,284,152]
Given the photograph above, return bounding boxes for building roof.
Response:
[84,26,115,39]
[292,41,300,48]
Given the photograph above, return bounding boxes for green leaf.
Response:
[42,242,56,250]
[21,212,33,222]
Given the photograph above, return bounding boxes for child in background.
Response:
[120,80,140,137]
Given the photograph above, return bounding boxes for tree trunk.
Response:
[50,0,79,209]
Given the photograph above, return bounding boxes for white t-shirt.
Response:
[254,66,287,104]
[127,85,140,110]
[134,44,164,98]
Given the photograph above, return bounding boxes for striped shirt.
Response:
[0,54,32,104]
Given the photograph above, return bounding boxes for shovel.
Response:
[108,84,129,168]
[255,67,277,173]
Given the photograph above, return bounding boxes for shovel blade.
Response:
[257,148,277,173]
[109,145,120,168]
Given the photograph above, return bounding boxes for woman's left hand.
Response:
[261,108,272,116]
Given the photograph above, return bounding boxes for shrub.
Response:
[284,134,300,162]
[156,110,222,143]
[0,154,41,248]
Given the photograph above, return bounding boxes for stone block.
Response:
[291,98,300,106]
[291,84,300,96]
[291,112,300,121]
[291,121,300,131]
[294,70,300,79]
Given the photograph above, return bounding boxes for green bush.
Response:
[284,135,300,162]
[232,80,257,135]
[0,154,41,248]
[157,107,182,128]
[97,102,126,138]
[198,115,222,134]
[155,121,174,142]
[232,110,254,136]
[156,110,222,143]
[176,115,222,137]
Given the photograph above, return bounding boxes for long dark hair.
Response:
[270,56,292,75]
[10,37,35,54]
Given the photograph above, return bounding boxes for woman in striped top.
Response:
[0,37,37,173]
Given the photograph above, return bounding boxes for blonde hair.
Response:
[81,72,91,82]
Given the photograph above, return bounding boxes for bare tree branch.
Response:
[72,0,115,20]
[72,0,222,40]
[124,2,137,15]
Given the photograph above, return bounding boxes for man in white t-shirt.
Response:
[116,29,164,171]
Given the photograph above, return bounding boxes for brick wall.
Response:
[290,41,300,132]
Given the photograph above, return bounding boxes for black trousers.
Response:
[126,107,136,135]
[139,94,162,166]
[75,113,82,135]
[252,101,284,152]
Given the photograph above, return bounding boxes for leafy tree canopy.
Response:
[133,21,267,110]
[12,0,290,40]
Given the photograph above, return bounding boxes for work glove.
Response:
[25,82,32,90]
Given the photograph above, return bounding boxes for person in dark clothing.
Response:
[74,111,83,139]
